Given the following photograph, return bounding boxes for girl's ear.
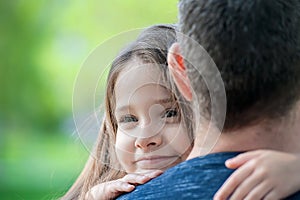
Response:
[168,42,193,101]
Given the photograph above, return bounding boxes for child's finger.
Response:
[263,189,279,200]
[228,171,264,200]
[144,170,163,179]
[244,181,273,200]
[214,162,255,200]
[226,151,263,169]
[89,181,134,200]
[122,170,163,185]
[108,180,135,193]
[122,174,152,184]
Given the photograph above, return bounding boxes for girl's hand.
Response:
[214,150,300,200]
[86,170,163,200]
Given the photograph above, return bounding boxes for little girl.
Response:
[63,24,194,200]
[62,24,300,200]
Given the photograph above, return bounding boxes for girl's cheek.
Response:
[115,131,135,152]
[115,132,137,173]
[171,126,192,153]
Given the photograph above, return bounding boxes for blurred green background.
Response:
[0,0,177,199]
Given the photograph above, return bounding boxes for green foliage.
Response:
[0,0,65,129]
[0,129,88,200]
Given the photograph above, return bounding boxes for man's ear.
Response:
[168,42,193,101]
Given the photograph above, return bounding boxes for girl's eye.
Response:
[119,115,138,123]
[163,108,178,118]
[162,108,180,124]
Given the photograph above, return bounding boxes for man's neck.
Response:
[188,106,300,159]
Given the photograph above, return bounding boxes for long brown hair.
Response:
[62,24,193,200]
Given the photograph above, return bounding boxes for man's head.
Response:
[169,0,300,131]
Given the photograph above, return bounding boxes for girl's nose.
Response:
[134,127,162,150]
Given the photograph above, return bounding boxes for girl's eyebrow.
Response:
[155,97,174,104]
[115,105,131,113]
[115,97,174,113]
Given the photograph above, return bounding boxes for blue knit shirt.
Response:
[117,152,300,200]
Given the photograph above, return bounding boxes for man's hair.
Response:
[179,0,300,130]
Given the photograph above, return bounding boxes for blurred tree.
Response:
[0,0,64,130]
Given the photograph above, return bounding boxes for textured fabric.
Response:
[118,152,300,200]
[118,152,237,200]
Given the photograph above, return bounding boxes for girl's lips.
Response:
[135,156,179,169]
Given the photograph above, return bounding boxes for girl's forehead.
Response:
[114,62,175,103]
[116,62,168,88]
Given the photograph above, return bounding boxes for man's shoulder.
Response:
[117,152,241,200]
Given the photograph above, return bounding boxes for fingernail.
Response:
[125,184,134,189]
[225,159,232,165]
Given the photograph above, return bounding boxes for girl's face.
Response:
[114,62,192,174]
